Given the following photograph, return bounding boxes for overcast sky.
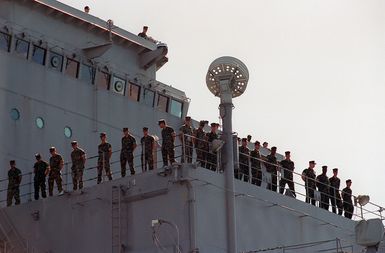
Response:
[62,0,385,210]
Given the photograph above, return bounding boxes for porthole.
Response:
[10,108,20,121]
[64,126,72,138]
[35,117,44,129]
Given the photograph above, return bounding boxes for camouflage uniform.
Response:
[329,176,343,215]
[179,124,194,163]
[342,186,354,219]
[71,148,86,190]
[161,126,176,166]
[316,173,330,210]
[206,131,218,171]
[33,160,48,200]
[265,154,278,192]
[97,142,112,183]
[250,150,262,186]
[120,134,136,176]
[141,135,155,171]
[238,146,250,182]
[194,127,207,167]
[7,167,22,206]
[302,168,316,205]
[279,159,296,196]
[49,154,63,196]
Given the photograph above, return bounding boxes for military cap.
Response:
[346,179,352,183]
[210,122,217,127]
[263,142,268,145]
[35,153,41,159]
[71,140,77,145]
[123,127,128,132]
[285,151,290,155]
[254,141,260,145]
[143,25,148,29]
[333,168,338,172]
[158,119,166,125]
[49,147,56,152]
[185,116,191,120]
[241,138,247,142]
[309,160,316,164]
[9,160,15,165]
[143,127,148,131]
[322,165,327,169]
[271,146,277,150]
[100,132,106,137]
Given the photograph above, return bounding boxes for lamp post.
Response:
[206,56,249,253]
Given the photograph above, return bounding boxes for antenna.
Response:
[107,19,114,42]
[206,56,249,253]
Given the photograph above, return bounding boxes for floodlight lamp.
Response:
[206,56,249,98]
[357,195,370,206]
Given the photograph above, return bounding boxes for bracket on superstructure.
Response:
[139,44,168,70]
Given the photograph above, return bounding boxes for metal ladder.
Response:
[112,185,128,253]
[0,209,27,253]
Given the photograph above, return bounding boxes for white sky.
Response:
[62,0,385,208]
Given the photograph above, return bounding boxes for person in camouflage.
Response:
[316,165,330,210]
[302,160,317,206]
[33,154,49,200]
[120,128,137,177]
[179,116,194,163]
[7,160,22,206]
[206,123,219,171]
[279,151,296,197]
[97,132,112,183]
[193,120,208,167]
[48,147,64,196]
[342,179,354,219]
[159,119,176,167]
[141,127,155,171]
[329,168,343,215]
[265,146,278,192]
[238,138,250,182]
[70,141,86,191]
[250,141,262,186]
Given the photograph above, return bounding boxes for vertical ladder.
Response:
[111,185,121,253]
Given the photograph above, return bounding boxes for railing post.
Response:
[29,172,32,202]
[65,163,69,192]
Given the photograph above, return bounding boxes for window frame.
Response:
[170,98,184,118]
[128,82,141,102]
[143,88,155,107]
[157,94,169,113]
[65,57,80,78]
[31,44,47,65]
[0,31,11,52]
[14,38,30,59]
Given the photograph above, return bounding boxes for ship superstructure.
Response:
[0,1,384,253]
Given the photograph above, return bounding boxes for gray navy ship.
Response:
[0,0,384,252]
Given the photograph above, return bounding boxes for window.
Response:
[111,76,126,95]
[80,63,95,84]
[0,32,11,52]
[128,82,141,101]
[95,69,111,90]
[170,99,183,118]
[65,58,79,78]
[157,94,169,112]
[35,117,44,129]
[15,38,29,58]
[64,126,72,138]
[49,51,63,71]
[32,45,46,65]
[143,89,155,107]
[10,108,20,121]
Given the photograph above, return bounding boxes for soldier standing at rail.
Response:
[194,120,208,167]
[97,132,112,183]
[141,127,155,171]
[302,160,317,206]
[48,147,64,196]
[7,160,22,206]
[279,151,296,197]
[33,154,49,200]
[316,165,330,210]
[238,138,250,182]
[70,141,86,190]
[342,179,354,219]
[179,116,194,163]
[159,119,176,167]
[329,168,343,215]
[120,128,137,177]
[250,141,262,186]
[265,146,278,192]
[206,123,219,171]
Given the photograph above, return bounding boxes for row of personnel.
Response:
[238,138,355,219]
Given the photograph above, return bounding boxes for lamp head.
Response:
[206,56,249,98]
[357,195,370,206]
